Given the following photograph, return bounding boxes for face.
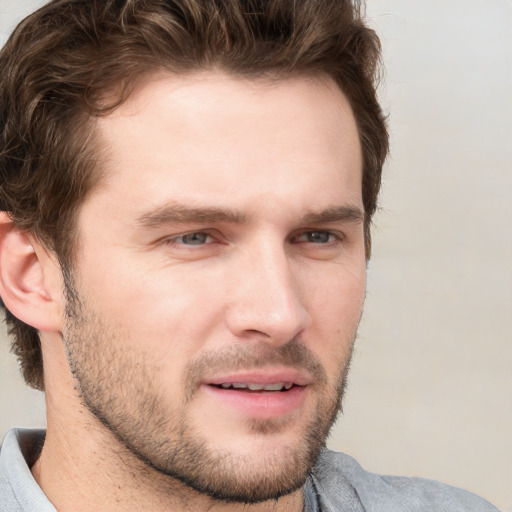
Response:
[63,72,366,503]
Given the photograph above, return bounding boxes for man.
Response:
[0,1,500,511]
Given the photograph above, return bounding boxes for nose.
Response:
[225,239,311,345]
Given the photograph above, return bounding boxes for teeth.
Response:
[248,383,265,390]
[261,383,285,391]
[219,382,294,391]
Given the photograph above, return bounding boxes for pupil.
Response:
[308,231,329,243]
[184,233,207,245]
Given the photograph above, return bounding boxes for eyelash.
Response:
[290,230,342,245]
[162,231,217,249]
[170,232,214,246]
[164,229,343,248]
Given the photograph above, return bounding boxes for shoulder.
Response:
[310,449,500,512]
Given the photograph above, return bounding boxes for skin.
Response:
[12,71,366,511]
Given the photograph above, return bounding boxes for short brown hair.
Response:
[0,0,388,390]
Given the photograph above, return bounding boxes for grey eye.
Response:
[305,231,331,243]
[179,232,211,245]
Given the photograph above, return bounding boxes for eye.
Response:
[291,230,340,244]
[171,232,213,246]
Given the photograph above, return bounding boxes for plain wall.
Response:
[1,1,511,510]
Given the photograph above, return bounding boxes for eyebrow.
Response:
[136,203,247,228]
[299,206,365,225]
[136,202,364,229]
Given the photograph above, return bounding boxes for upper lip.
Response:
[203,368,311,387]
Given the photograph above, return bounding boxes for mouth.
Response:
[201,371,309,418]
[211,382,296,392]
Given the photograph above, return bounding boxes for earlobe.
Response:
[0,212,64,332]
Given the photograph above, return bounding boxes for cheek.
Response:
[305,260,366,320]
[303,263,365,364]
[88,261,227,360]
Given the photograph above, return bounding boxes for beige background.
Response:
[1,1,511,510]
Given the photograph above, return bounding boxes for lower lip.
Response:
[202,385,307,419]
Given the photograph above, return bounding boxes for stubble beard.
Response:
[62,281,355,505]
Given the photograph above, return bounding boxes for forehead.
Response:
[87,71,363,220]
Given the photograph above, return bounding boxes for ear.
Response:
[0,212,64,332]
